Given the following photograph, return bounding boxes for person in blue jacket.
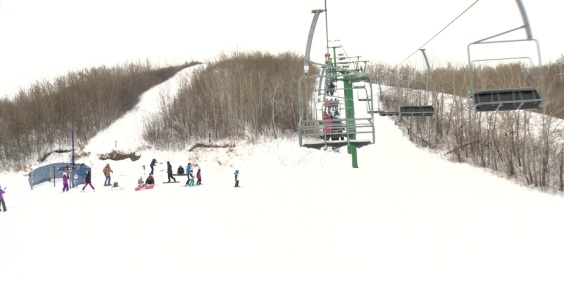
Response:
[0,186,6,212]
[185,163,192,186]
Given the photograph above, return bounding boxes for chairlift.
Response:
[370,83,400,116]
[397,49,435,117]
[356,85,371,102]
[298,59,374,149]
[467,0,547,112]
[375,49,435,117]
[299,73,374,149]
[399,105,434,116]
[298,5,375,169]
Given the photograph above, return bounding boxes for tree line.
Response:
[142,51,315,150]
[3,48,564,193]
[0,61,196,170]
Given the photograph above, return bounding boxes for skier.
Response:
[196,167,202,185]
[234,170,240,187]
[167,161,176,182]
[149,159,157,175]
[73,173,78,188]
[0,186,6,212]
[62,172,70,192]
[81,170,95,191]
[188,170,195,186]
[103,164,113,186]
[185,163,192,186]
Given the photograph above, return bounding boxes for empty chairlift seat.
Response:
[469,87,542,111]
[399,105,435,116]
[377,111,400,116]
[465,0,548,112]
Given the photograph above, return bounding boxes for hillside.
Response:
[2,69,564,281]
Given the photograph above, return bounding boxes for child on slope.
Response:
[62,172,69,192]
[188,170,195,186]
[196,168,202,185]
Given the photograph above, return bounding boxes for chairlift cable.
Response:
[393,0,480,69]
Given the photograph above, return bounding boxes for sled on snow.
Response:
[135,185,155,191]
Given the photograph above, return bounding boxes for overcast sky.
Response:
[0,0,561,97]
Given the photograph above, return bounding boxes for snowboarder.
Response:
[167,161,176,182]
[196,167,202,185]
[149,159,157,175]
[62,172,69,192]
[81,170,95,191]
[234,170,240,187]
[103,164,113,186]
[0,186,6,212]
[137,176,144,187]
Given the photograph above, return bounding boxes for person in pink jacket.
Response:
[62,172,70,192]
[196,167,202,185]
[81,170,95,191]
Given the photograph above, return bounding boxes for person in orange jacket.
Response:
[103,164,113,186]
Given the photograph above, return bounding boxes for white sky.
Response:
[2,68,564,280]
[0,0,562,96]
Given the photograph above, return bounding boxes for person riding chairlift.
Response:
[327,81,336,96]
[322,111,332,140]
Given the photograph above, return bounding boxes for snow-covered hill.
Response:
[2,70,564,281]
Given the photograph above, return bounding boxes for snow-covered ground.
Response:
[2,70,564,281]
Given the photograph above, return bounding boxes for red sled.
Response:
[135,185,155,191]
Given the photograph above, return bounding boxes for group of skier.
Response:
[59,169,94,193]
[54,159,240,193]
[155,159,239,187]
[146,159,201,186]
[164,161,202,186]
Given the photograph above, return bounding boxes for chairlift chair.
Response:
[467,0,547,112]
[470,87,542,111]
[398,49,435,117]
[371,83,400,116]
[399,105,435,116]
[298,56,375,149]
[356,85,371,102]
[381,49,435,117]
